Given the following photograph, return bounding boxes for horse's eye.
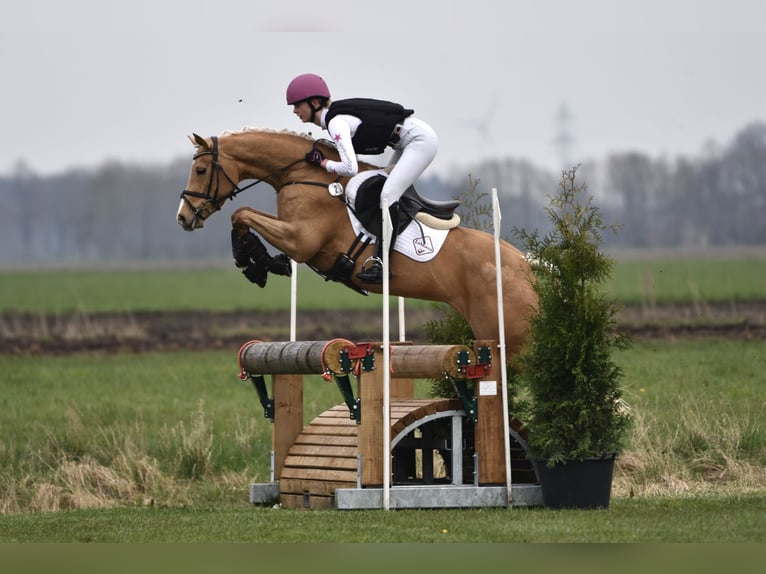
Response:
[196,167,206,176]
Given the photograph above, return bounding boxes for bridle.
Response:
[179,135,325,222]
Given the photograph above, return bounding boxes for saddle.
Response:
[351,174,460,238]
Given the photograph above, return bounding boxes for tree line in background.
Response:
[1,122,764,265]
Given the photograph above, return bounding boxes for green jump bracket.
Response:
[476,345,492,366]
[450,345,493,423]
[333,373,361,424]
[249,374,275,422]
[332,343,375,425]
[451,377,478,423]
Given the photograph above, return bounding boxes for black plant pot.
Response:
[533,452,617,509]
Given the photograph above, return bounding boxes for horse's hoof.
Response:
[268,254,293,277]
[242,263,268,287]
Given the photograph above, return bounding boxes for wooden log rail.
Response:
[238,339,477,380]
[239,339,351,377]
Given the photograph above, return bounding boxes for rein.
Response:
[180,136,331,220]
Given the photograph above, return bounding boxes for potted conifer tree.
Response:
[512,165,631,509]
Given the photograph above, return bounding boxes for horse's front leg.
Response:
[232,206,321,263]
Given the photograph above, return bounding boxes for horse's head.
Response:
[176,133,241,231]
[177,129,330,231]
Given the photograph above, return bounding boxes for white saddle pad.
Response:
[343,170,450,263]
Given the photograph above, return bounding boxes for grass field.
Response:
[1,495,763,542]
[1,253,765,312]
[0,266,413,313]
[608,256,766,303]
[2,542,762,574]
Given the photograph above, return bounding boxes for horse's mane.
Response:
[218,126,316,142]
[218,127,341,158]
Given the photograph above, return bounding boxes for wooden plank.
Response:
[280,466,359,483]
[279,493,305,510]
[313,416,357,425]
[292,435,358,447]
[391,398,457,414]
[282,455,358,470]
[279,493,335,511]
[272,373,303,478]
[312,414,357,423]
[298,426,359,437]
[279,478,356,497]
[296,423,359,438]
[316,410,356,418]
[390,402,426,413]
[389,399,434,409]
[390,377,414,399]
[358,346,385,487]
[320,404,352,415]
[473,340,506,485]
[287,444,358,458]
[311,416,359,426]
[394,398,444,405]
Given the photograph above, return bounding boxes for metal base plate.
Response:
[335,484,543,509]
[251,482,543,509]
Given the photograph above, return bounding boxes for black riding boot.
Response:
[357,203,400,285]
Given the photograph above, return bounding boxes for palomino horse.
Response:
[176,128,537,360]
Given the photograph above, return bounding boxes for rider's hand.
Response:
[305,149,325,166]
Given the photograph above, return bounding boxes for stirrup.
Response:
[356,256,385,284]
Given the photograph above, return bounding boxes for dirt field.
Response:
[2,301,765,356]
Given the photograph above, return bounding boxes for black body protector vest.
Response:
[325,98,415,155]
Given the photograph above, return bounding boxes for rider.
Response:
[286,73,439,284]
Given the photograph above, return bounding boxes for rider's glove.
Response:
[305,149,325,166]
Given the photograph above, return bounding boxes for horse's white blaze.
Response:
[176,199,205,230]
[176,199,186,224]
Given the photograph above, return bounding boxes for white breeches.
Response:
[380,116,438,208]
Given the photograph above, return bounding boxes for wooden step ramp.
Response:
[279,398,462,510]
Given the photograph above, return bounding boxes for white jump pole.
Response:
[272,259,298,483]
[290,260,298,342]
[398,297,406,342]
[492,188,513,507]
[381,200,393,510]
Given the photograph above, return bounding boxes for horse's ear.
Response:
[190,133,210,150]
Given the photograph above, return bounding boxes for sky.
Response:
[2,0,765,180]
